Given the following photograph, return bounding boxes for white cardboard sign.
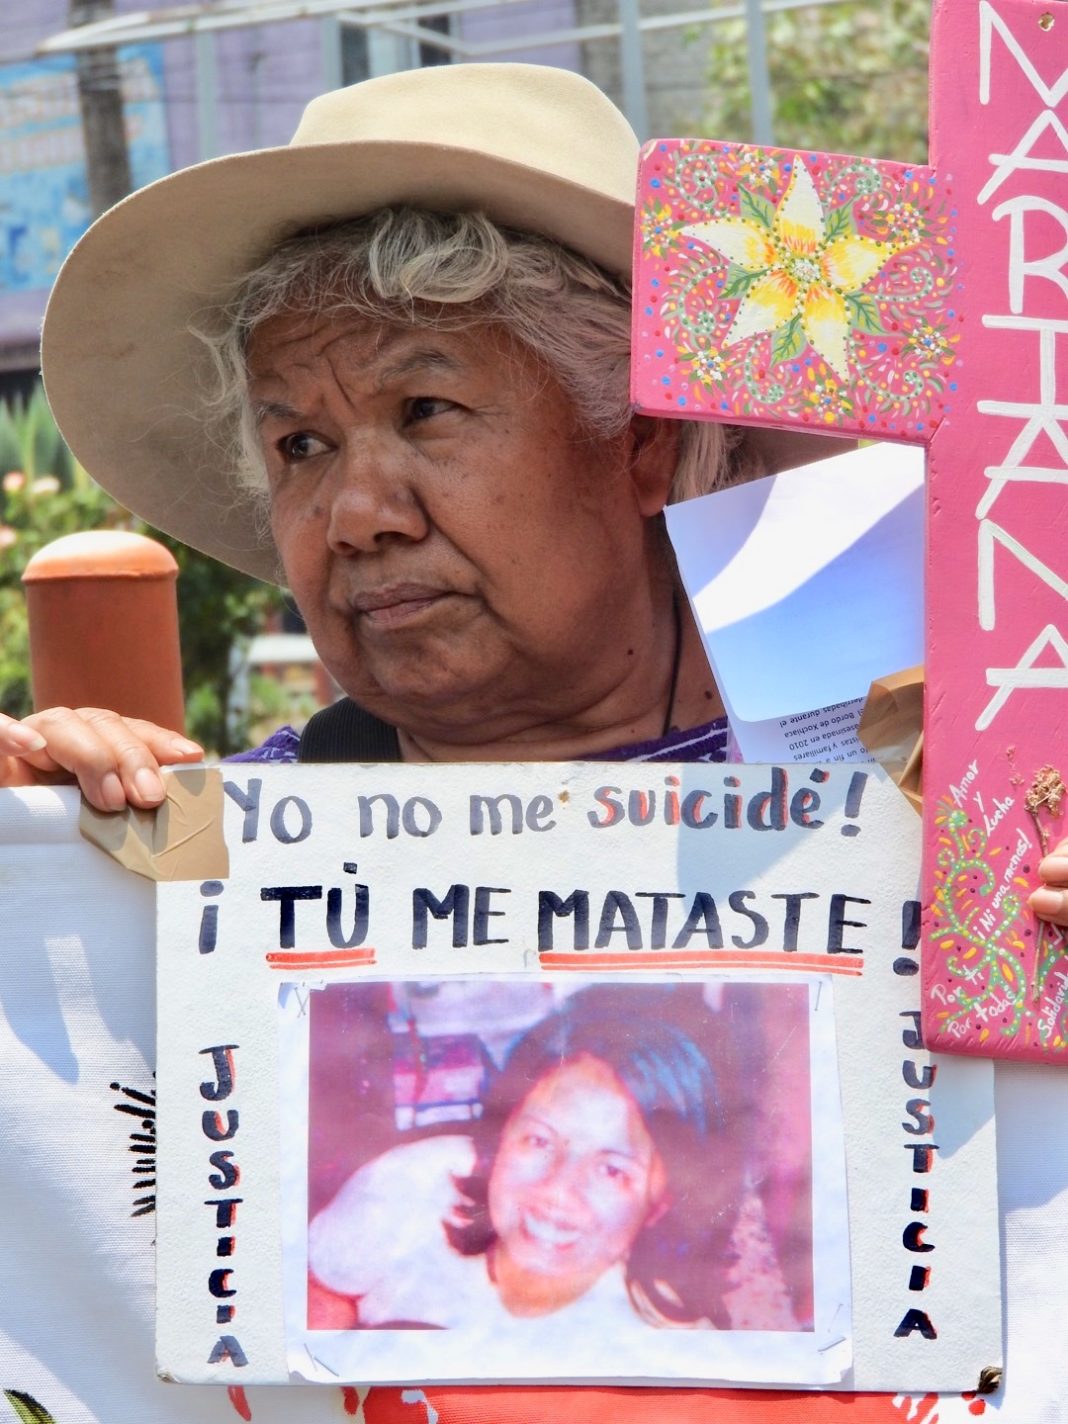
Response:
[155,762,999,1391]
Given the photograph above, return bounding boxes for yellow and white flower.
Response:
[682,157,898,380]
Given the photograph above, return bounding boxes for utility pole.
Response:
[68,0,132,217]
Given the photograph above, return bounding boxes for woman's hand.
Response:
[0,708,203,812]
[1030,837,1068,929]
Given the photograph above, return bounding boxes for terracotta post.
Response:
[22,530,185,732]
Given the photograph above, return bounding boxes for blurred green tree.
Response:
[701,0,931,162]
[0,385,282,756]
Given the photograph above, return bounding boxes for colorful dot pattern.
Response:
[928,800,1068,1054]
[633,139,962,443]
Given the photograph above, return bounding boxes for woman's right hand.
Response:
[0,707,203,812]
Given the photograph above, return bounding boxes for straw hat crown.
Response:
[292,64,639,202]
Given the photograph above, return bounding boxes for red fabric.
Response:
[363,1386,945,1424]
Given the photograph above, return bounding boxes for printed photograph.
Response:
[303,979,817,1337]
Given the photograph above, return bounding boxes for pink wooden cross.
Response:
[632,0,1068,1062]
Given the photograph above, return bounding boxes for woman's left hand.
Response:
[1030,837,1068,927]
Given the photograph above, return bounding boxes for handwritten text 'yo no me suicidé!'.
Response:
[207,768,879,957]
[221,766,869,846]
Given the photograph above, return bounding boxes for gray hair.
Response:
[201,207,753,504]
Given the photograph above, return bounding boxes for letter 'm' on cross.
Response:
[630,0,1068,1062]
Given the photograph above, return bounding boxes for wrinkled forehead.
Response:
[246,309,464,375]
[243,307,556,426]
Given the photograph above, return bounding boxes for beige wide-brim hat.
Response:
[43,61,838,585]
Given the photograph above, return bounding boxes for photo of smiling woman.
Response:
[304,980,814,1339]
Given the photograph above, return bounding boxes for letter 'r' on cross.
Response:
[630,0,1068,1063]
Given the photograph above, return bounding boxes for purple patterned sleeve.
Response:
[588,716,730,763]
[225,725,302,764]
[223,715,730,766]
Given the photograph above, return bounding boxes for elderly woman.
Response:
[4,67,760,780]
[1,61,1066,920]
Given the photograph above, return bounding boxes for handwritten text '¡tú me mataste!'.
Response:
[191,868,879,957]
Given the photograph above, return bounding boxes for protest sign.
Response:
[11,783,1068,1422]
[154,763,998,1391]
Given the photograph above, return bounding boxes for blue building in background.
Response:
[0,0,583,385]
[0,47,168,292]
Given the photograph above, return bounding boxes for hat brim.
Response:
[43,139,637,584]
[43,136,845,585]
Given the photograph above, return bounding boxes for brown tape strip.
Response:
[858,666,924,816]
[79,767,229,882]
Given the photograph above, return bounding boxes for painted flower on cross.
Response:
[804,375,855,423]
[681,156,909,380]
[677,344,727,389]
[906,320,957,365]
[736,152,777,187]
[871,198,926,247]
[641,199,676,258]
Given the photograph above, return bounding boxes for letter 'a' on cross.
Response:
[630,0,1068,1063]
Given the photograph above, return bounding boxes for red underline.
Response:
[265,949,378,969]
[538,952,863,975]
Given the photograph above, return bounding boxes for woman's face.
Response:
[487,1054,667,1310]
[247,312,674,744]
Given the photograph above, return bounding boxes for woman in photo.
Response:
[308,986,746,1335]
